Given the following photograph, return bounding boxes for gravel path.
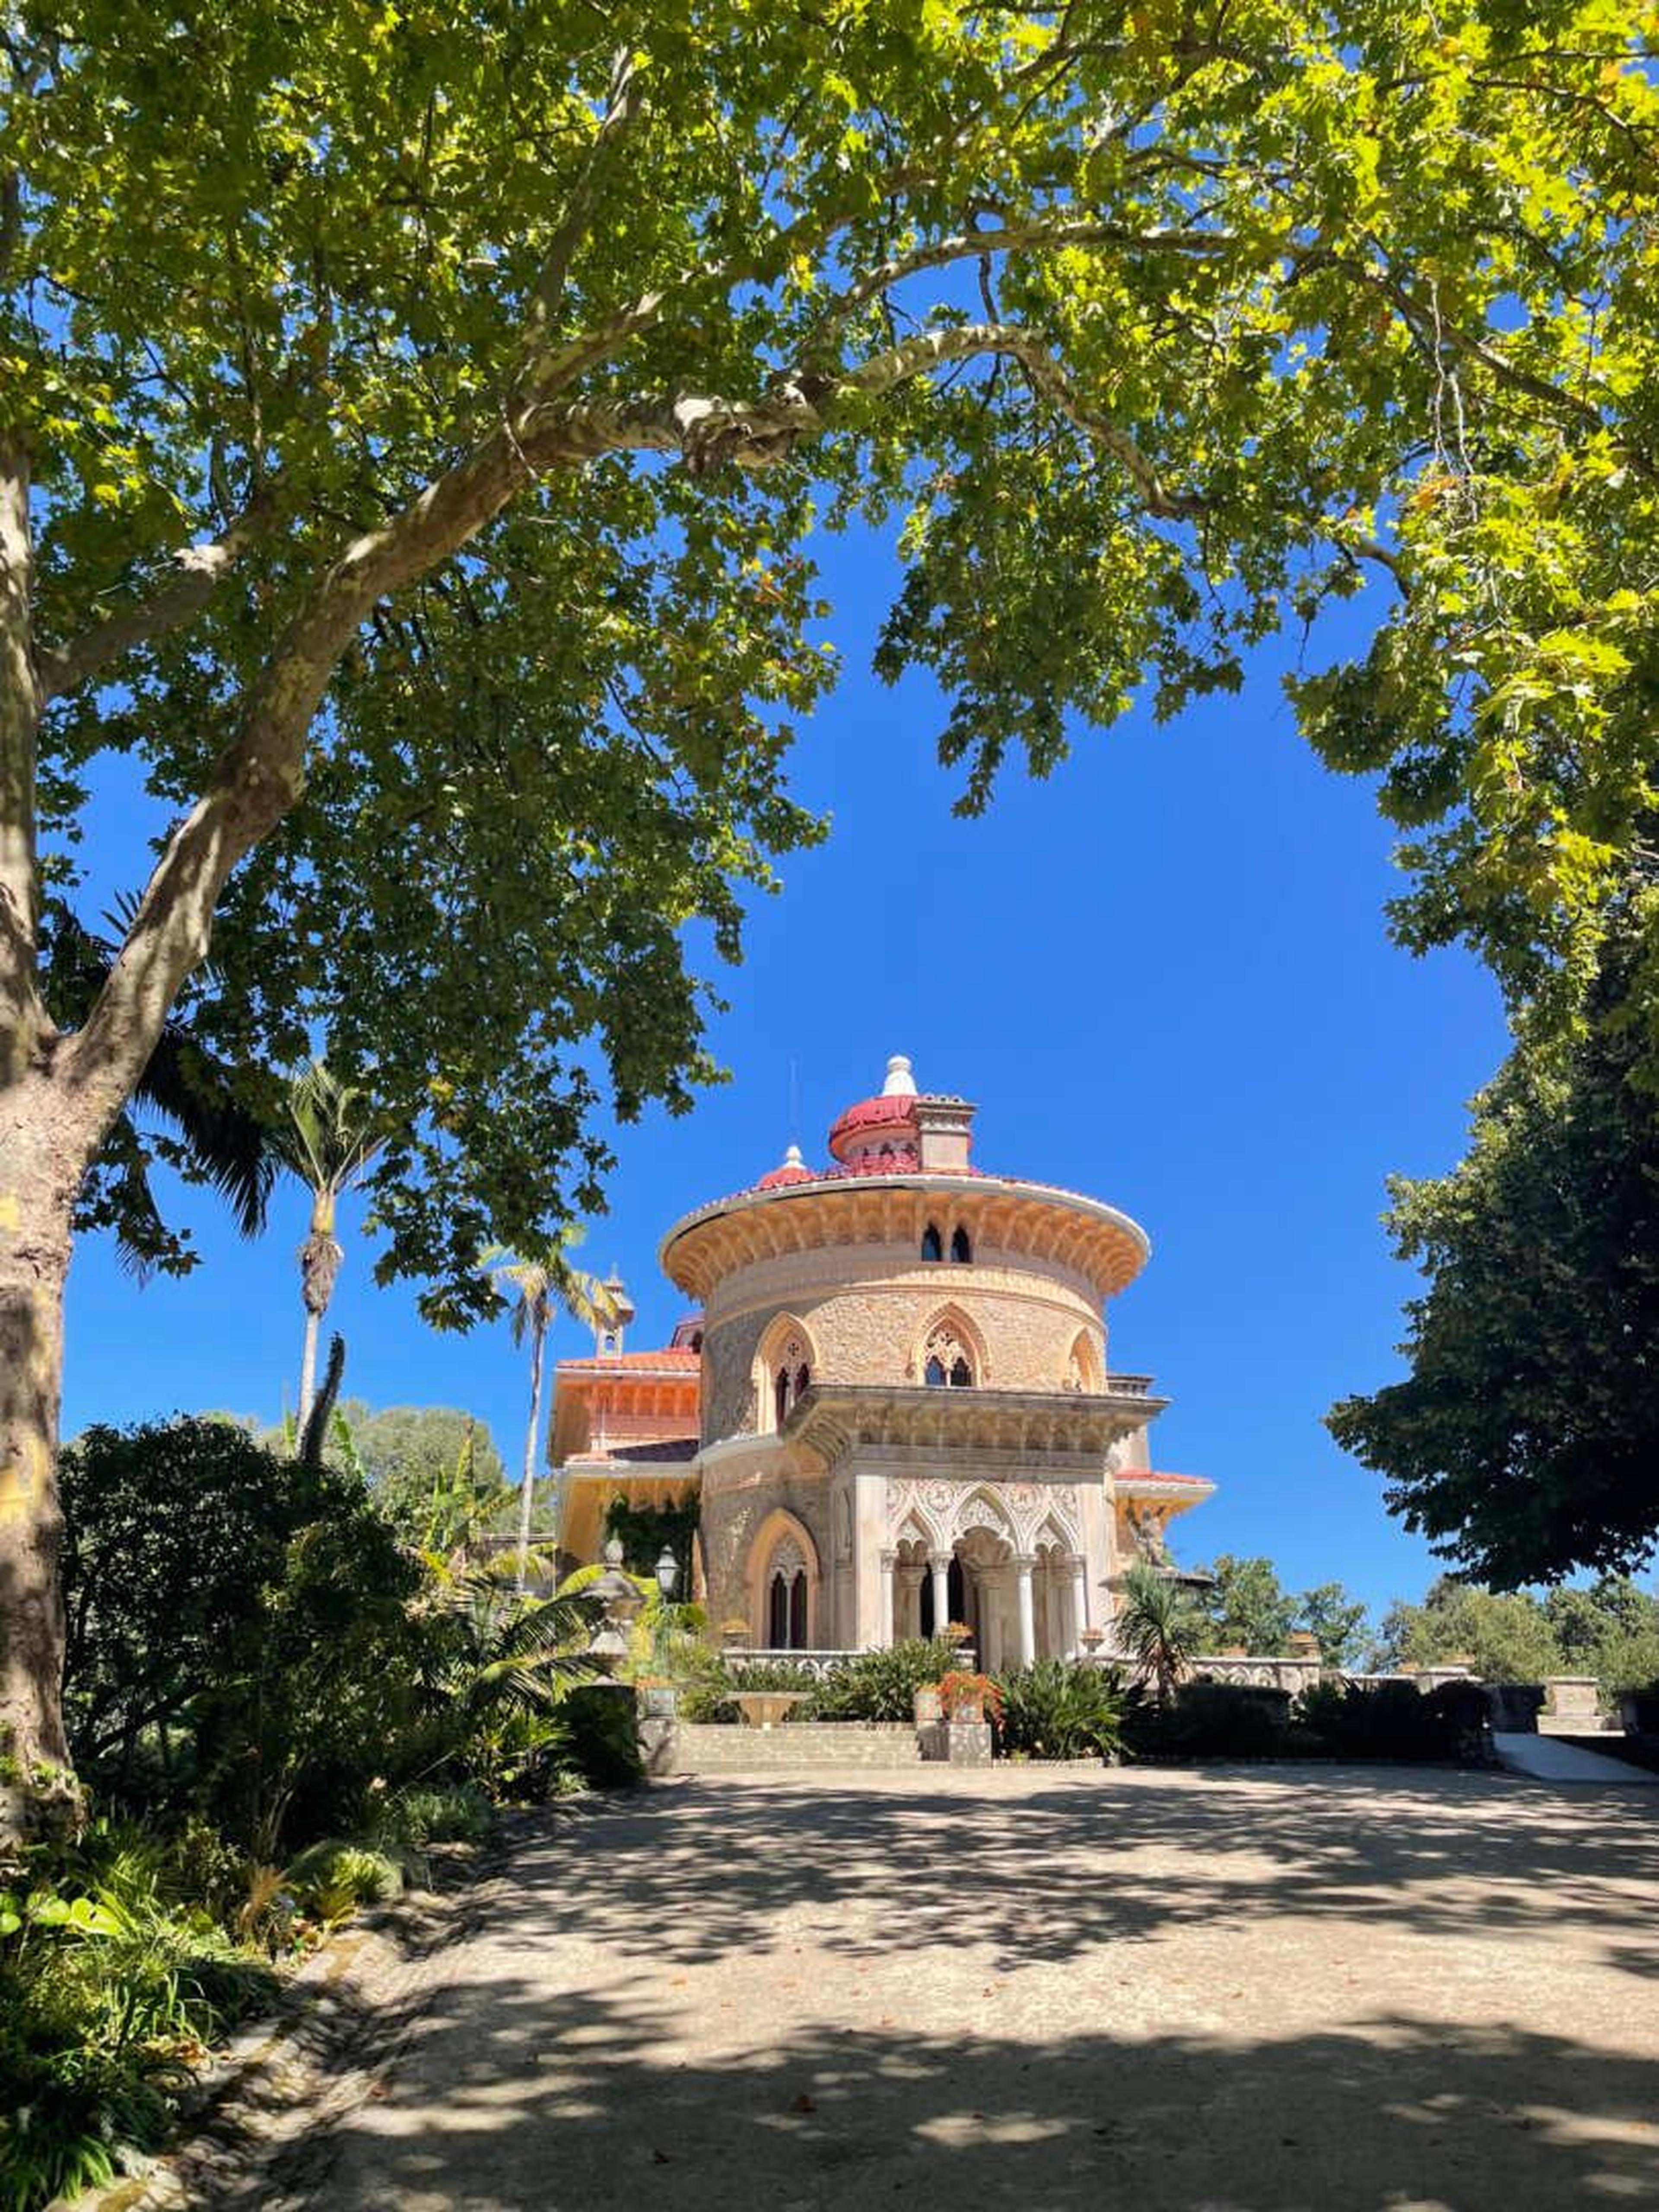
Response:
[232,1766,1659,2212]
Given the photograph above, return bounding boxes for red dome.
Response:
[754,1141,817,1190]
[756,1161,817,1189]
[827,1093,917,1162]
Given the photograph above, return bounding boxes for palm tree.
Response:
[44,902,276,1274]
[483,1232,617,1589]
[1115,1561,1201,1705]
[269,1062,385,1428]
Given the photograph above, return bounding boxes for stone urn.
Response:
[1286,1630,1321,1660]
[720,1620,752,1652]
[637,1683,679,1721]
[913,1685,944,1726]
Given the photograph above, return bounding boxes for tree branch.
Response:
[806,215,1230,353]
[64,315,1195,1129]
[521,44,648,352]
[38,495,277,702]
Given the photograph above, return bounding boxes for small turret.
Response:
[596,1267,636,1356]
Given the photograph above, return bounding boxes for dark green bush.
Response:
[807,1639,957,1721]
[1295,1678,1484,1762]
[1123,1680,1293,1760]
[995,1661,1126,1761]
[557,1687,643,1787]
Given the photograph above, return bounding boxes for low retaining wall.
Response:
[648,1722,921,1773]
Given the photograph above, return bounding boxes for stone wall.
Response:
[702,1244,1106,1443]
[699,1462,832,1634]
[657,1722,922,1772]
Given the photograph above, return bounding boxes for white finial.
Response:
[882,1054,917,1097]
[784,1142,804,1167]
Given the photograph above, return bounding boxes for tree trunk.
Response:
[296,1189,341,1431]
[0,1077,86,1847]
[297,1306,322,1433]
[515,1318,547,1593]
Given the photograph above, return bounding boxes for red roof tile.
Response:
[557,1348,702,1373]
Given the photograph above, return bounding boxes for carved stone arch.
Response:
[752,1311,819,1434]
[745,1506,821,1649]
[1033,1508,1080,1556]
[950,1485,1014,1548]
[1065,1326,1103,1394]
[912,1301,989,1388]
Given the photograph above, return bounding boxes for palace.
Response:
[551,1058,1213,1662]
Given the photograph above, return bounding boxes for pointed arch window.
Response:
[920,1223,943,1262]
[762,1326,812,1431]
[765,1536,808,1649]
[950,1225,973,1264]
[923,1324,975,1388]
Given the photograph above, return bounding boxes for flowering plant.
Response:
[938,1669,1003,1723]
[943,1621,974,1644]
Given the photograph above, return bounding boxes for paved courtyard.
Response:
[268,1767,1659,2211]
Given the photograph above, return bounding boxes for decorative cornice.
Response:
[660,1173,1150,1306]
[779,1380,1166,1470]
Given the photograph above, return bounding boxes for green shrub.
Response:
[556,1687,643,1787]
[807,1640,956,1721]
[678,1655,820,1723]
[0,1835,278,2212]
[367,1783,493,1851]
[1295,1678,1483,1762]
[1122,1680,1293,1760]
[995,1661,1126,1761]
[283,1840,404,1913]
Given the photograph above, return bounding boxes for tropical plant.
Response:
[41,902,277,1280]
[267,1063,386,1430]
[481,1234,617,1588]
[414,1558,596,1731]
[1114,1565,1203,1706]
[0,1827,276,2211]
[995,1660,1125,1762]
[808,1640,957,1723]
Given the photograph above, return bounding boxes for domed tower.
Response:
[659,1058,1212,1662]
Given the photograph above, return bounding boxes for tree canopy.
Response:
[1374,1573,1659,1691]
[7,0,1659,1811]
[1330,921,1659,1585]
[8,1,1659,1311]
[1189,1552,1372,1665]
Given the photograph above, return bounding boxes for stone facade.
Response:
[553,1056,1215,1658]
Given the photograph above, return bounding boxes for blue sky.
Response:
[60,524,1510,1621]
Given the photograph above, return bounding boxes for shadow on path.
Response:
[521,1768,1659,1978]
[228,1771,1659,2212]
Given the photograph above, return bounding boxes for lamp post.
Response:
[652,1546,678,1675]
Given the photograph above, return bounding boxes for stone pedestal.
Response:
[917,1720,993,1766]
[1543,1676,1602,1727]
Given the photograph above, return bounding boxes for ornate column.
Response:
[1014,1554,1036,1667]
[929,1552,952,1640]
[1069,1553,1089,1655]
[896,1558,924,1639]
[879,1549,896,1649]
